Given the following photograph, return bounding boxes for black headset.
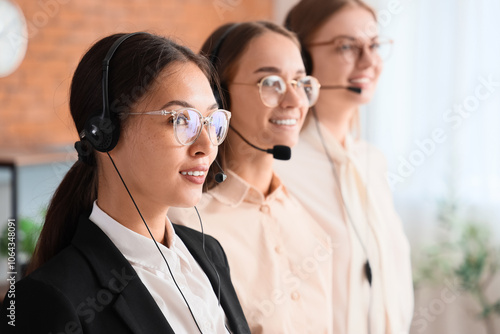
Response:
[77,32,224,333]
[300,46,314,75]
[207,23,241,110]
[284,18,314,75]
[82,32,144,153]
[205,22,292,161]
[208,22,314,105]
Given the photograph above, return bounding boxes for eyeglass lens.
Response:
[174,109,228,146]
[301,77,320,107]
[259,75,319,108]
[335,38,392,63]
[175,109,201,145]
[210,110,228,144]
[260,76,286,107]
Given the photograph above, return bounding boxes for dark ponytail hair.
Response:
[28,33,211,274]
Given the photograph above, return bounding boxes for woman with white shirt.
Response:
[2,32,249,334]
[274,1,414,333]
[169,21,334,333]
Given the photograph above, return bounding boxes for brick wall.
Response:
[0,0,273,148]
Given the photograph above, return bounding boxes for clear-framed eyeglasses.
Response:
[308,36,393,64]
[128,108,231,146]
[231,75,321,108]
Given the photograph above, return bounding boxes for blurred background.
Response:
[0,0,499,333]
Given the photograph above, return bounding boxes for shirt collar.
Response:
[208,170,289,206]
[301,115,356,165]
[89,201,192,273]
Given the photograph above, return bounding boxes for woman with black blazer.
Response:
[2,32,249,334]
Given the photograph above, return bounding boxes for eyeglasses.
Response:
[128,108,231,146]
[308,36,393,64]
[231,75,321,108]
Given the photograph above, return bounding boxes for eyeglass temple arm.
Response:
[128,110,175,116]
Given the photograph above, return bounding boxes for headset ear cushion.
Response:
[74,139,96,166]
[84,112,120,152]
[301,46,313,76]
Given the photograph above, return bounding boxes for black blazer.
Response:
[2,215,250,334]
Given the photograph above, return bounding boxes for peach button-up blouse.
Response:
[168,171,334,334]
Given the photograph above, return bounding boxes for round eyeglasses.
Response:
[232,75,321,108]
[129,108,231,146]
[309,36,393,64]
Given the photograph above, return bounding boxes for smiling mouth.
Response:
[270,119,298,126]
[179,169,207,185]
[180,171,206,176]
[349,78,371,84]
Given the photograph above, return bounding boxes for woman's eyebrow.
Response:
[254,67,306,76]
[207,103,219,111]
[158,100,193,110]
[158,100,219,112]
[335,35,380,41]
[254,66,280,74]
[331,35,357,41]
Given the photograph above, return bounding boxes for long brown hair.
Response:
[285,0,376,50]
[285,0,377,136]
[200,21,299,190]
[28,33,211,274]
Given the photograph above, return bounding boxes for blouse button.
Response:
[260,205,270,213]
[274,245,283,254]
[204,322,213,331]
[291,291,300,301]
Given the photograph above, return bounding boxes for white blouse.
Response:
[274,118,414,334]
[89,201,229,334]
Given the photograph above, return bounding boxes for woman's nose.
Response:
[280,81,308,109]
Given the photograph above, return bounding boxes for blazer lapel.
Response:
[72,216,174,334]
[112,280,175,334]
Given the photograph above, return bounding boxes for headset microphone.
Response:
[269,145,292,160]
[206,24,291,161]
[321,85,362,94]
[213,159,227,183]
[230,126,291,161]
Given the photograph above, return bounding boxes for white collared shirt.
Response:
[89,201,229,334]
